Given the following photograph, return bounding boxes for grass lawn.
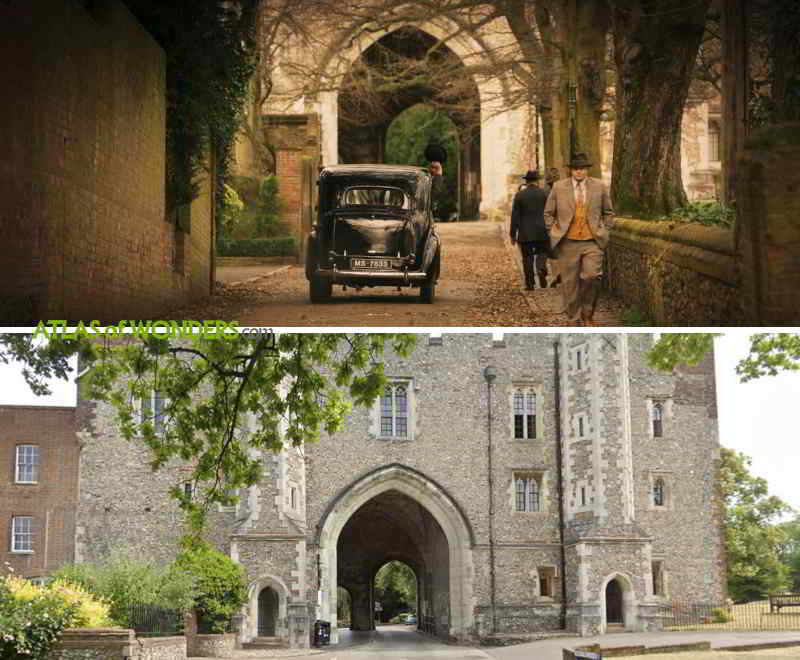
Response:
[665,601,800,632]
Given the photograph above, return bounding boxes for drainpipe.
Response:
[554,341,568,630]
[483,365,498,636]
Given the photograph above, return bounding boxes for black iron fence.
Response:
[128,603,184,637]
[662,598,800,631]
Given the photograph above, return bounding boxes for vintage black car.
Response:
[305,165,441,303]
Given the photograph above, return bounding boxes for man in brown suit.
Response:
[543,153,614,326]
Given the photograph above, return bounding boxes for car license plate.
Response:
[351,258,391,269]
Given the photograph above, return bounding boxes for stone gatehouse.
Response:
[73,333,725,647]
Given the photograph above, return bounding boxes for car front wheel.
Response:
[309,276,332,302]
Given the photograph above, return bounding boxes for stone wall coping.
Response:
[231,533,307,541]
[194,633,236,640]
[60,628,135,642]
[565,536,652,546]
[136,636,187,648]
[611,218,736,285]
[613,217,734,255]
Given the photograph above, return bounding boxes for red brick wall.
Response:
[0,1,213,324]
[267,115,321,251]
[0,406,79,578]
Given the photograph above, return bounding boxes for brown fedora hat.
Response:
[522,169,540,181]
[568,152,593,169]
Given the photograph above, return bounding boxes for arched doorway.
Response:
[605,579,623,626]
[336,27,482,220]
[257,586,279,637]
[600,573,638,633]
[316,464,474,644]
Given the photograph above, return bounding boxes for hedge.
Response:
[218,237,297,257]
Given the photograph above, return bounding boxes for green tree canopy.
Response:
[778,516,800,592]
[648,333,800,382]
[0,333,415,530]
[721,447,792,601]
[386,104,459,220]
[374,561,417,622]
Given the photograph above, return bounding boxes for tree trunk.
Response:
[503,1,609,177]
[721,0,747,204]
[610,0,712,217]
[575,0,610,179]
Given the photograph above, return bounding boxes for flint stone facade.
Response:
[74,334,724,647]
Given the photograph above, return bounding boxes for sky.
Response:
[0,331,798,513]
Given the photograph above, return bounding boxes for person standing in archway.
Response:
[510,170,550,290]
[544,153,614,326]
[425,143,448,222]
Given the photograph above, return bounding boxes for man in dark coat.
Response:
[510,169,550,289]
[425,143,448,222]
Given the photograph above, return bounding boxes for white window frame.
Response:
[653,477,666,507]
[15,445,39,484]
[652,401,664,438]
[647,471,673,510]
[11,516,33,553]
[138,390,169,434]
[512,387,538,440]
[379,381,412,440]
[646,398,671,439]
[514,473,541,512]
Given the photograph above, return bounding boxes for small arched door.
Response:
[258,587,279,637]
[605,579,624,625]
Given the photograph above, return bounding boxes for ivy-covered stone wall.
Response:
[607,218,740,325]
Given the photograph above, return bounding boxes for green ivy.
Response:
[669,200,735,228]
[123,1,258,219]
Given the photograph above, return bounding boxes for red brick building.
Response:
[0,405,79,579]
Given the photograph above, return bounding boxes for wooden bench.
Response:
[769,593,800,613]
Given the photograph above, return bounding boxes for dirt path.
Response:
[166,221,626,327]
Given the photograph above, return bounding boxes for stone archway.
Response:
[599,573,638,634]
[312,15,531,219]
[316,464,474,644]
[245,575,290,643]
[336,27,482,220]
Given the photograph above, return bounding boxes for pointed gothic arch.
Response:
[244,574,290,643]
[599,572,638,633]
[316,463,474,643]
[310,15,530,217]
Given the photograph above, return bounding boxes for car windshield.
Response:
[338,186,410,210]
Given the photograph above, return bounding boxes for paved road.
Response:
[167,221,626,327]
[203,627,800,660]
